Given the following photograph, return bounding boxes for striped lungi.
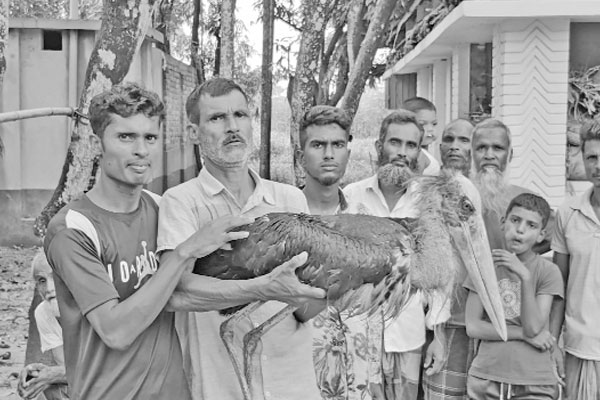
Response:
[565,352,600,400]
[422,326,475,400]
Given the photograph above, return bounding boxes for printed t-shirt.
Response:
[44,192,190,400]
[552,188,600,360]
[465,253,563,385]
[157,168,320,400]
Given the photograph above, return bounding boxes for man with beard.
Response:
[344,110,450,400]
[157,78,325,400]
[471,118,551,253]
[439,119,474,177]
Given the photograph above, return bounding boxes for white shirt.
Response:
[343,175,450,352]
[157,168,320,400]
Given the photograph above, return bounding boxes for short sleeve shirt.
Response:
[34,300,62,353]
[44,192,190,400]
[551,188,600,360]
[343,175,453,352]
[465,253,563,384]
[157,168,320,400]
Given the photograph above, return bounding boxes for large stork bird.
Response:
[193,170,506,400]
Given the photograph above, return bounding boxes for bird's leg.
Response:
[220,301,265,400]
[243,304,296,400]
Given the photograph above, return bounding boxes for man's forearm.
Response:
[168,272,272,312]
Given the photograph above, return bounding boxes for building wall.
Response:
[492,18,569,208]
[0,22,196,246]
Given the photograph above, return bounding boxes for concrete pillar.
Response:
[492,18,569,208]
[451,43,470,120]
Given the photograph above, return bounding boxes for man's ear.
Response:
[89,134,102,152]
[296,148,305,166]
[187,124,200,144]
[536,228,547,244]
[375,140,382,154]
[509,147,514,163]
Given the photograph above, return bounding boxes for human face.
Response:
[415,109,438,147]
[34,269,56,303]
[99,113,161,189]
[195,90,253,169]
[377,122,421,169]
[300,124,350,186]
[440,121,473,172]
[583,139,600,188]
[502,206,545,256]
[472,127,511,172]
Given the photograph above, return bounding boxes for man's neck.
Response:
[378,180,406,213]
[205,159,255,206]
[86,174,144,213]
[303,178,340,215]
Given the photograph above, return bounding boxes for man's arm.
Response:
[550,252,569,339]
[167,252,326,312]
[51,216,253,351]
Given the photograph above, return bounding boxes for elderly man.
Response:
[471,118,551,253]
[421,118,475,400]
[157,77,325,400]
[343,110,450,400]
[439,119,474,177]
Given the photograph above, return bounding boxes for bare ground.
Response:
[0,246,39,399]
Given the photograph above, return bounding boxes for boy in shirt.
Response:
[465,193,563,399]
[401,97,440,175]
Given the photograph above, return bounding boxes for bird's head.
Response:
[407,170,507,340]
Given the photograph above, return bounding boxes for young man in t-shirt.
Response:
[44,83,321,400]
[465,193,563,399]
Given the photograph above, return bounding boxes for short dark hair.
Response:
[186,77,249,124]
[505,193,551,228]
[89,82,165,138]
[299,105,352,149]
[378,109,424,145]
[473,118,512,147]
[401,97,436,113]
[580,118,600,153]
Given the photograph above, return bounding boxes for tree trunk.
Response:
[219,0,236,78]
[340,0,396,120]
[259,0,274,179]
[288,0,329,186]
[0,0,7,156]
[190,0,205,83]
[34,0,160,237]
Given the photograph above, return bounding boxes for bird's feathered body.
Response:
[194,213,419,318]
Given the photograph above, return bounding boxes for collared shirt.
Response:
[552,187,600,360]
[157,168,320,400]
[343,175,450,352]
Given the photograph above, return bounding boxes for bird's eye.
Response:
[460,198,475,214]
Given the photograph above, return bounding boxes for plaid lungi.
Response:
[422,326,475,400]
[565,352,600,400]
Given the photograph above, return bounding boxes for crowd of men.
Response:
[18,77,600,400]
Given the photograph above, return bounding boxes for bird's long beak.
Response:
[450,219,507,341]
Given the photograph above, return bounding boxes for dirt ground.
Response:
[0,246,39,400]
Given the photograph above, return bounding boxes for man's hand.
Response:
[424,333,447,376]
[523,330,555,352]
[492,249,531,281]
[551,344,566,387]
[258,252,326,307]
[17,363,65,399]
[177,215,254,260]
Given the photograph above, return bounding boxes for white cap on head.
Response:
[31,249,51,278]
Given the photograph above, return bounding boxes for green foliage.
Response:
[9,0,102,19]
[569,65,600,120]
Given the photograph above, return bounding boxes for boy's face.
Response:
[415,109,437,147]
[99,113,162,189]
[501,206,545,255]
[299,123,350,186]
